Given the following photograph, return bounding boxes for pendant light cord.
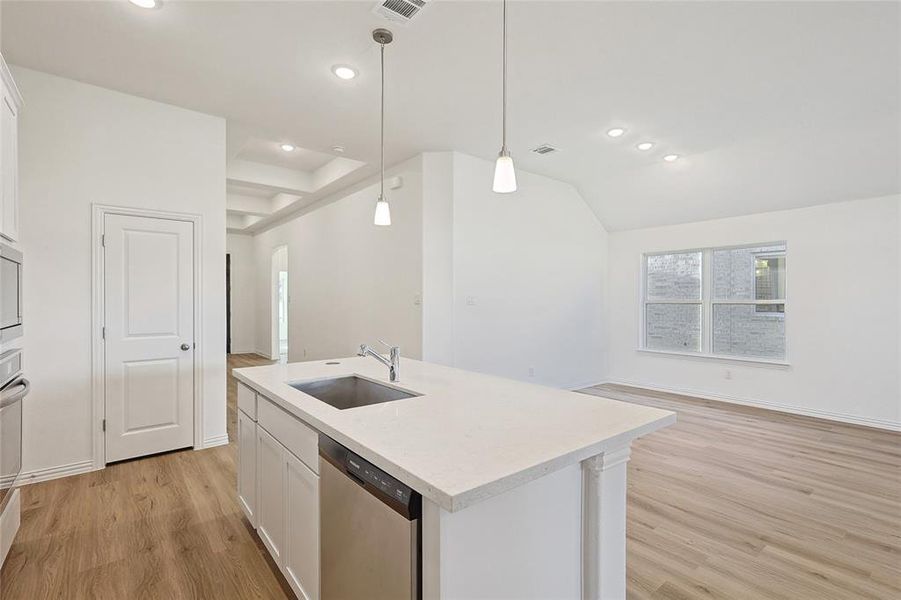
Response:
[380,40,385,200]
[501,0,507,154]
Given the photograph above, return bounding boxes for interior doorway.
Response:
[271,245,289,363]
[225,253,231,354]
[102,212,195,463]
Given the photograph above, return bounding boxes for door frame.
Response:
[90,204,204,471]
[270,245,288,361]
[226,253,231,354]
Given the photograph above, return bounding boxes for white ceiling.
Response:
[3,1,898,231]
[236,136,338,172]
[226,183,276,200]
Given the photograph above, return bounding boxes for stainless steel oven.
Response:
[0,243,23,343]
[0,349,27,512]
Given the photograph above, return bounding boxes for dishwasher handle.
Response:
[0,377,29,409]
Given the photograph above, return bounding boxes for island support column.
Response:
[581,445,632,600]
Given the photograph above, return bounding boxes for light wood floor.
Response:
[583,384,900,600]
[0,356,898,599]
[0,353,288,600]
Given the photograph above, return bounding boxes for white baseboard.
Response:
[201,434,230,449]
[236,350,276,360]
[17,459,95,486]
[594,379,901,432]
[228,348,265,356]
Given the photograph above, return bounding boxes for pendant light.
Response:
[373,28,393,226]
[492,0,517,193]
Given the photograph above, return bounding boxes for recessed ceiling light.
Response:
[606,127,626,138]
[280,144,296,152]
[663,154,679,162]
[332,65,357,80]
[636,141,654,151]
[129,0,161,8]
[331,145,345,154]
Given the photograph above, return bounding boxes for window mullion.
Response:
[702,249,712,354]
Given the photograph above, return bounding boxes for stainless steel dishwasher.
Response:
[319,434,421,600]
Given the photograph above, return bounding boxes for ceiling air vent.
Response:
[531,144,559,155]
[373,0,427,25]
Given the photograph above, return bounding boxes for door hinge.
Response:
[101,234,105,247]
[102,326,106,340]
[102,419,106,432]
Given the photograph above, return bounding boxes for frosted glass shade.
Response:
[374,198,391,226]
[492,154,517,193]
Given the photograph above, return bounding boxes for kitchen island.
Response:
[234,357,674,600]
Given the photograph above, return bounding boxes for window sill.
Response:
[637,348,790,367]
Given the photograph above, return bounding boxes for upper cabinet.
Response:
[0,54,23,243]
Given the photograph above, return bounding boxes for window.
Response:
[642,243,786,361]
[644,252,702,352]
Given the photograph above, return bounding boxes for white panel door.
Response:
[104,214,194,463]
[284,451,320,600]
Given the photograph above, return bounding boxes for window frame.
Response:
[639,241,789,366]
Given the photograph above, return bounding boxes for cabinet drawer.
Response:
[258,396,319,475]
[237,383,257,420]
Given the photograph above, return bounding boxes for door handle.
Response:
[180,343,191,351]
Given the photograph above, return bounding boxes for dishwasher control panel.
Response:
[319,433,421,519]
[346,454,413,505]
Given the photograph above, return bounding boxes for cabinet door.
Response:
[0,90,18,242]
[256,426,285,566]
[283,452,320,600]
[237,409,257,527]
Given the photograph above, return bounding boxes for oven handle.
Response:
[0,377,30,408]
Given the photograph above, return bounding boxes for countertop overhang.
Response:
[234,357,675,512]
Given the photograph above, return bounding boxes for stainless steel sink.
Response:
[289,376,420,410]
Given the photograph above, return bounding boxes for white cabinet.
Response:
[237,409,257,526]
[258,394,318,474]
[257,426,286,566]
[0,56,21,243]
[284,451,320,600]
[250,405,321,600]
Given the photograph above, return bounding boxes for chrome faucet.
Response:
[358,340,400,382]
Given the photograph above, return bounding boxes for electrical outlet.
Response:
[414,293,422,306]
[528,367,535,377]
[724,369,732,380]
[466,296,476,306]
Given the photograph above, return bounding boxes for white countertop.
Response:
[234,358,675,512]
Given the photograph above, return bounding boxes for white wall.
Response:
[240,151,609,391]
[227,233,256,354]
[420,152,455,365]
[606,195,900,428]
[446,152,609,389]
[250,157,424,362]
[13,67,227,476]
